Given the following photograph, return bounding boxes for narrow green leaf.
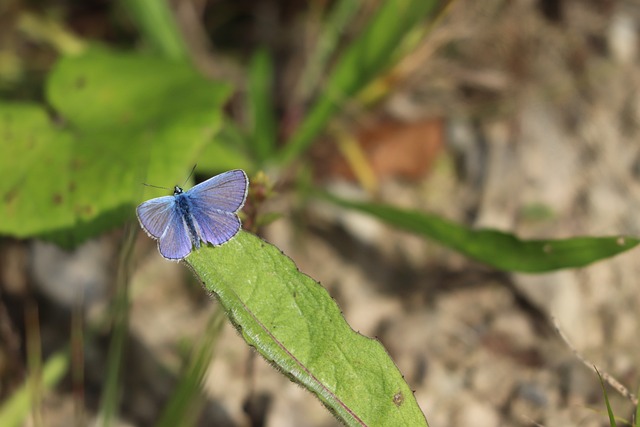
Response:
[279,0,437,165]
[155,309,226,427]
[295,0,362,102]
[247,48,277,164]
[120,0,188,60]
[0,350,69,427]
[0,47,232,246]
[186,232,428,427]
[97,223,137,427]
[636,383,640,427]
[324,195,639,273]
[596,368,618,427]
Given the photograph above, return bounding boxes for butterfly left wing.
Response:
[158,207,193,260]
[136,196,175,239]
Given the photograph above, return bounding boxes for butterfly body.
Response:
[136,169,248,260]
[172,186,201,249]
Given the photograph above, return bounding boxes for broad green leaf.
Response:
[279,0,437,165]
[247,48,277,164]
[196,120,254,174]
[325,195,639,273]
[186,232,428,427]
[0,46,233,246]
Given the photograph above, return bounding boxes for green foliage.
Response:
[186,232,429,427]
[156,310,226,427]
[196,120,254,173]
[0,350,69,427]
[0,46,234,247]
[247,48,277,165]
[596,368,618,427]
[279,0,437,165]
[324,194,640,273]
[295,0,361,102]
[636,384,640,427]
[120,0,188,60]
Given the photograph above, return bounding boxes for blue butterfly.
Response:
[136,169,249,260]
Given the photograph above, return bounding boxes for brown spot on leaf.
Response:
[75,77,86,89]
[27,135,36,150]
[70,158,84,171]
[393,391,404,407]
[52,193,63,205]
[4,188,18,204]
[75,205,94,216]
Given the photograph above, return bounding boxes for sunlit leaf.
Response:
[186,232,429,427]
[0,46,237,246]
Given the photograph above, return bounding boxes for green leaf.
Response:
[324,195,640,273]
[155,309,226,427]
[247,48,277,164]
[197,120,254,174]
[596,368,618,427]
[279,0,437,165]
[186,232,428,427]
[0,46,233,246]
[0,349,69,427]
[635,383,640,427]
[295,0,361,102]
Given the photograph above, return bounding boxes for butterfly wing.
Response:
[136,195,193,260]
[190,205,243,246]
[185,169,248,246]
[136,196,175,239]
[187,169,248,213]
[158,208,193,260]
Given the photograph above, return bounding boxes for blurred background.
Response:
[2,0,640,426]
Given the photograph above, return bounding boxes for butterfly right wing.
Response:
[184,169,248,246]
[187,169,248,213]
[190,207,242,246]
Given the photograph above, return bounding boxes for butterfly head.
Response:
[173,186,184,195]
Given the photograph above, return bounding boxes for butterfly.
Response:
[136,169,249,260]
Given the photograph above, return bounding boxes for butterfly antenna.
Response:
[142,183,170,190]
[182,164,197,187]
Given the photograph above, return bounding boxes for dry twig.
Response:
[552,316,638,406]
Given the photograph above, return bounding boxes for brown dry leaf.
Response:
[317,118,444,185]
